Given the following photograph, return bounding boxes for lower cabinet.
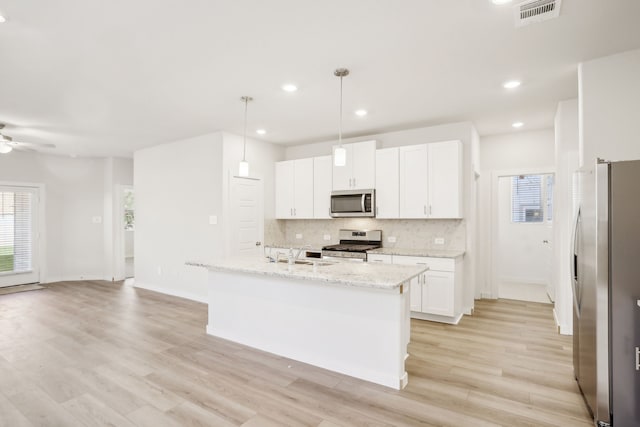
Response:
[368,253,463,324]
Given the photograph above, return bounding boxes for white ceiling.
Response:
[1,0,639,157]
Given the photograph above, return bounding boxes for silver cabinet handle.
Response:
[294,208,296,216]
[429,205,432,215]
[348,178,352,187]
[636,347,639,371]
[376,206,379,216]
[290,208,293,216]
[423,205,427,215]
[353,177,356,187]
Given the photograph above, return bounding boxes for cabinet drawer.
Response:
[392,255,454,272]
[367,254,392,264]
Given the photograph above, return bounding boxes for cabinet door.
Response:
[422,271,454,316]
[293,158,314,218]
[375,147,399,218]
[392,255,428,312]
[410,275,423,312]
[367,253,392,264]
[352,140,376,189]
[428,141,462,218]
[275,160,294,219]
[313,156,332,219]
[332,145,353,191]
[399,144,429,218]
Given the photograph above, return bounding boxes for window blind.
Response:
[511,175,544,223]
[0,189,34,274]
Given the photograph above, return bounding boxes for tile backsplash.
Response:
[265,218,466,251]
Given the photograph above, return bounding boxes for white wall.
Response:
[554,98,579,335]
[579,48,640,166]
[476,128,555,298]
[134,131,285,302]
[0,151,132,282]
[284,121,478,314]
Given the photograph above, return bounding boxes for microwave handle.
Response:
[361,194,366,213]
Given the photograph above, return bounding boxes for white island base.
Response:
[206,269,412,390]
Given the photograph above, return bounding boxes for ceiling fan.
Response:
[0,123,56,154]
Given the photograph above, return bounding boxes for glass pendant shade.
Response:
[0,143,12,154]
[238,160,249,177]
[334,147,346,166]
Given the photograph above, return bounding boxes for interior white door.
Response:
[0,186,40,287]
[230,177,263,257]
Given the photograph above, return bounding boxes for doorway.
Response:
[229,176,263,257]
[123,187,134,278]
[0,185,40,287]
[494,173,554,303]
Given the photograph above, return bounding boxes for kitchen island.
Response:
[188,257,428,389]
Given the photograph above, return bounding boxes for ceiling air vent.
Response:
[514,0,562,27]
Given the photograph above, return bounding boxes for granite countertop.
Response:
[264,243,324,252]
[367,247,465,258]
[186,256,427,290]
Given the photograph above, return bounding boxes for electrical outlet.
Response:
[323,234,331,241]
[295,233,303,239]
[387,236,397,243]
[434,238,445,245]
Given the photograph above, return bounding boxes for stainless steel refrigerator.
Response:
[573,159,640,427]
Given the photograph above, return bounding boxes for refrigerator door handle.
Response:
[571,207,582,315]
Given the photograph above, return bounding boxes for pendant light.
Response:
[334,68,349,167]
[238,96,253,177]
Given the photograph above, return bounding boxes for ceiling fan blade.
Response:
[10,140,56,149]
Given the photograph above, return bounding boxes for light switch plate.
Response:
[323,234,331,241]
[295,233,303,239]
[434,237,445,245]
[387,236,397,243]
[209,215,218,225]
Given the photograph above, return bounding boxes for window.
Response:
[0,189,34,273]
[124,188,135,231]
[511,174,553,223]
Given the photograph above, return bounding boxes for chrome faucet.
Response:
[288,245,312,264]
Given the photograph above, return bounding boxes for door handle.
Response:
[349,178,352,187]
[353,177,356,187]
[255,242,262,246]
[636,347,639,371]
[294,208,296,216]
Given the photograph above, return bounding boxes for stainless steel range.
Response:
[321,229,382,262]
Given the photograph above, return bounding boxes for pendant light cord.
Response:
[339,74,343,145]
[242,97,248,162]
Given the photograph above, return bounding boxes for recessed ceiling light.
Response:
[256,129,266,135]
[0,15,6,23]
[355,109,368,117]
[491,0,512,4]
[282,84,298,93]
[512,122,524,128]
[503,80,521,89]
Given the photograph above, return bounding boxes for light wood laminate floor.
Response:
[0,280,592,426]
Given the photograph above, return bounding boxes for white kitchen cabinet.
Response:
[391,254,462,324]
[375,147,399,218]
[332,140,376,191]
[392,255,429,313]
[313,156,332,219]
[399,144,429,218]
[399,141,463,219]
[275,158,314,219]
[428,141,462,218]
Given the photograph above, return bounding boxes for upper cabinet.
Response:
[275,158,314,219]
[313,156,332,219]
[332,140,376,191]
[375,147,399,218]
[399,141,462,219]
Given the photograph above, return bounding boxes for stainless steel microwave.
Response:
[330,189,375,217]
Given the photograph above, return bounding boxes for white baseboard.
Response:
[553,308,572,335]
[42,275,105,284]
[499,276,548,286]
[134,281,207,303]
[480,292,496,299]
